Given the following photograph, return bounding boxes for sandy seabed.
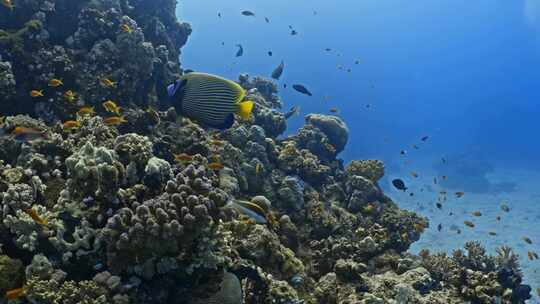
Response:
[388,167,540,303]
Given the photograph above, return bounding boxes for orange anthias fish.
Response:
[77,106,95,116]
[103,100,121,114]
[174,153,193,163]
[6,287,25,300]
[100,78,116,87]
[11,127,47,141]
[24,208,48,226]
[48,78,63,87]
[62,120,81,131]
[410,171,419,178]
[30,90,44,97]
[104,116,127,126]
[207,162,225,170]
[329,107,339,113]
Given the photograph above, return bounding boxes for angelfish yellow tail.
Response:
[238,100,253,120]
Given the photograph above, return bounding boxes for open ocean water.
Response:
[180,0,540,302]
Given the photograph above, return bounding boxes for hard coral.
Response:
[102,164,229,278]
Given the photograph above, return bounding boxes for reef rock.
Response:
[305,114,349,153]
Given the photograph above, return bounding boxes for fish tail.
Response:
[238,100,253,120]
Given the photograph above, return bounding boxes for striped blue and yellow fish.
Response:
[167,72,253,129]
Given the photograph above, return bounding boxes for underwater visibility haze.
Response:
[0,0,539,303]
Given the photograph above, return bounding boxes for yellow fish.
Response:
[208,139,224,146]
[410,171,419,178]
[255,163,263,175]
[77,106,95,116]
[63,90,76,102]
[102,100,121,114]
[120,24,133,33]
[30,90,44,97]
[62,120,81,131]
[100,78,116,87]
[472,211,482,217]
[24,208,48,226]
[209,154,221,162]
[48,78,63,87]
[104,116,127,126]
[463,220,475,228]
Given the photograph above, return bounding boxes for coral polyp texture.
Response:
[0,0,531,303]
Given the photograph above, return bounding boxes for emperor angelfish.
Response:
[167,72,253,129]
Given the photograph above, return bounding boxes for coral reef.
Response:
[0,0,530,303]
[420,242,531,304]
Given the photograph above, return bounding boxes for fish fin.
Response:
[238,100,253,120]
[13,134,26,141]
[167,79,187,98]
[210,113,235,130]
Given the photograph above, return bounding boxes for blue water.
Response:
[178,0,540,300]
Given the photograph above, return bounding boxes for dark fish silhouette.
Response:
[241,10,255,16]
[437,223,442,232]
[235,44,243,57]
[218,12,221,18]
[268,51,273,56]
[421,136,429,141]
[265,17,270,23]
[392,179,407,191]
[283,84,287,88]
[292,84,312,96]
[271,61,284,80]
[291,30,298,36]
